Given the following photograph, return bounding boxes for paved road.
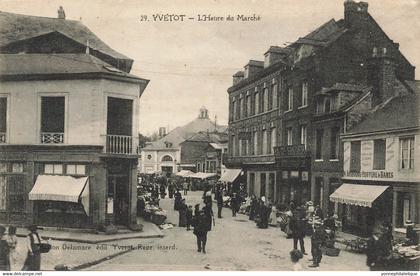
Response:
[87,191,369,271]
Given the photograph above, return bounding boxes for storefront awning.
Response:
[190,172,218,179]
[175,170,194,177]
[29,175,90,215]
[219,169,242,183]
[329,183,389,208]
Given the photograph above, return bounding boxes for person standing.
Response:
[22,225,41,271]
[216,190,223,219]
[168,180,174,199]
[186,205,193,231]
[6,226,17,271]
[183,180,189,196]
[193,208,209,253]
[309,221,326,268]
[249,195,257,221]
[231,193,238,217]
[174,189,182,211]
[289,208,306,254]
[178,199,187,227]
[159,183,166,199]
[404,220,419,246]
[0,225,10,271]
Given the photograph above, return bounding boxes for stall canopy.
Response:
[175,170,194,177]
[219,169,242,183]
[29,175,90,215]
[190,172,218,179]
[329,183,389,208]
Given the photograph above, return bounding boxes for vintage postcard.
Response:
[0,0,419,273]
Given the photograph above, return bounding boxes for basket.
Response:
[322,247,340,257]
[151,214,167,225]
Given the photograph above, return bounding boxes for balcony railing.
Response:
[274,144,310,158]
[106,134,133,155]
[41,132,64,144]
[0,132,6,143]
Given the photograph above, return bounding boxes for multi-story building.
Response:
[179,131,227,175]
[0,10,149,228]
[333,84,419,235]
[140,107,226,176]
[225,0,415,210]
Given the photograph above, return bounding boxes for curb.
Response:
[72,248,133,271]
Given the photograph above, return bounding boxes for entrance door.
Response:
[161,166,173,177]
[0,163,26,224]
[107,175,129,225]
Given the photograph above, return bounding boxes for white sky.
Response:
[1,0,419,135]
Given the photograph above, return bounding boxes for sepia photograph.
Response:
[0,0,419,273]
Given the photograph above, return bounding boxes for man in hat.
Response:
[309,221,326,268]
[289,207,307,254]
[404,220,419,246]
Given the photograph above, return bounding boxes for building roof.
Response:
[345,84,420,136]
[0,11,131,61]
[144,117,227,150]
[0,54,148,85]
[182,131,228,144]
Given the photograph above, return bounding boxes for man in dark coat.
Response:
[309,221,326,267]
[216,190,223,218]
[257,198,270,229]
[289,208,306,254]
[168,181,174,199]
[249,195,257,220]
[231,193,238,217]
[174,189,182,211]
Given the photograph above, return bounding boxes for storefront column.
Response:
[392,190,398,228]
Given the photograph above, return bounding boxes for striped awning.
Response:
[29,175,90,215]
[329,183,389,208]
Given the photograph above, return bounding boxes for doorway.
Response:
[107,174,129,225]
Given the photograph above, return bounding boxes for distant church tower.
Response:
[198,106,209,119]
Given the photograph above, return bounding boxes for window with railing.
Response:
[40,96,65,144]
[106,97,134,154]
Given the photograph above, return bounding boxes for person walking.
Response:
[216,190,223,218]
[309,221,326,268]
[6,226,17,271]
[186,205,193,231]
[231,193,238,217]
[22,225,41,271]
[289,208,306,254]
[178,199,187,227]
[168,180,174,199]
[159,183,166,199]
[183,180,189,196]
[174,189,182,211]
[0,225,10,271]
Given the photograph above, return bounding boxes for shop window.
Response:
[330,127,340,160]
[260,173,266,197]
[350,141,361,172]
[400,137,414,169]
[373,139,386,170]
[44,164,63,175]
[315,129,324,160]
[66,164,86,175]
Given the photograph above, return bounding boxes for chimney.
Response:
[344,0,368,28]
[57,6,66,19]
[264,46,290,68]
[199,107,209,119]
[232,71,244,85]
[159,127,167,138]
[367,47,398,106]
[244,60,264,79]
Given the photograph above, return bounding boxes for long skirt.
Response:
[22,251,41,271]
[179,210,187,227]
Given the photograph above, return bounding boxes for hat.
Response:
[406,220,414,226]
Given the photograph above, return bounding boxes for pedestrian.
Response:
[203,202,214,232]
[178,199,187,227]
[366,226,385,270]
[231,193,238,217]
[0,225,10,271]
[186,205,193,231]
[289,207,306,254]
[309,221,326,268]
[22,225,41,271]
[216,190,223,218]
[249,195,257,221]
[6,226,17,271]
[269,205,278,227]
[404,220,419,246]
[313,205,323,220]
[257,197,270,229]
[174,189,182,211]
[203,189,212,207]
[193,208,209,254]
[183,180,189,196]
[290,249,303,271]
[168,180,174,199]
[159,183,166,199]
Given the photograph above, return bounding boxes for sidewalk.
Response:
[10,218,164,271]
[15,217,164,244]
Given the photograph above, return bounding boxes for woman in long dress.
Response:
[22,225,41,271]
[178,199,188,227]
[269,206,278,226]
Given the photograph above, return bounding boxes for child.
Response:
[186,205,193,231]
[6,226,17,271]
[290,249,303,271]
